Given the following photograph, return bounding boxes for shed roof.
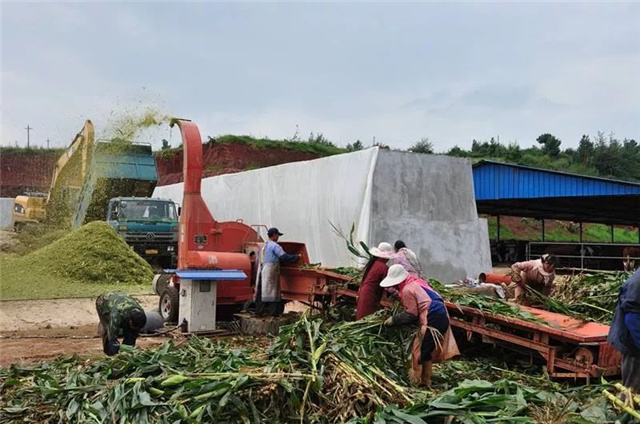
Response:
[472,160,640,226]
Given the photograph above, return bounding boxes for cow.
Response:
[623,246,640,272]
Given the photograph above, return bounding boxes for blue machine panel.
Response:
[164,269,247,281]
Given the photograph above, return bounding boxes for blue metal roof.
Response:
[473,160,640,200]
[472,160,640,226]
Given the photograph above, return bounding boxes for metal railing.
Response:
[526,241,640,270]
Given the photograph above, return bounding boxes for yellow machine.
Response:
[12,121,94,230]
[12,194,46,229]
[12,119,159,231]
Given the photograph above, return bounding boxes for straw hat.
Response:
[369,242,394,259]
[380,264,409,287]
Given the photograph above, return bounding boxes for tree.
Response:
[161,139,171,150]
[307,132,335,147]
[346,140,364,152]
[409,138,434,154]
[446,146,467,157]
[505,143,522,163]
[576,135,594,166]
[536,133,562,158]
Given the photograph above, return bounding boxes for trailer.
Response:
[325,286,620,381]
[446,302,621,382]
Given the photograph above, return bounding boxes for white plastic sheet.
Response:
[153,148,492,281]
[154,148,379,267]
[0,198,14,228]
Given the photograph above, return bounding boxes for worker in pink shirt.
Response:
[392,240,423,278]
[508,254,558,303]
[381,264,459,387]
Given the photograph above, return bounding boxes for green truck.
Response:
[57,121,179,269]
[106,197,179,269]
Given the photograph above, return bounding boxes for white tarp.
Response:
[153,147,492,281]
[0,198,14,228]
[154,148,379,267]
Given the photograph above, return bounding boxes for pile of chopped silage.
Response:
[13,221,153,285]
[0,314,625,424]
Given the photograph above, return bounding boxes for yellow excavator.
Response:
[13,121,94,230]
[12,120,158,230]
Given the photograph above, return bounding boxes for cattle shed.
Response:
[473,160,640,228]
[472,160,640,269]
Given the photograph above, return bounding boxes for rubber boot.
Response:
[420,361,433,388]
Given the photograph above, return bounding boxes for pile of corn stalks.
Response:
[1,313,628,424]
[550,272,630,324]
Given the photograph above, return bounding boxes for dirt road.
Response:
[0,294,159,332]
[0,325,170,366]
[0,295,165,366]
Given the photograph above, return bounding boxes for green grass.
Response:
[212,134,346,156]
[0,146,64,156]
[156,135,347,162]
[487,217,518,240]
[3,225,70,256]
[584,224,638,243]
[0,253,151,300]
[486,217,639,243]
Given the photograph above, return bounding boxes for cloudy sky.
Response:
[2,1,639,151]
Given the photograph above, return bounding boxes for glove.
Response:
[384,317,394,326]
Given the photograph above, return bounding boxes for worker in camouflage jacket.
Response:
[96,292,147,356]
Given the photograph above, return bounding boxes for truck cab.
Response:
[107,197,179,269]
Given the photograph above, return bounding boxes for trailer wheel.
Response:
[159,286,179,324]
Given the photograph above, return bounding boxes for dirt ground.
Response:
[0,229,18,251]
[0,325,170,366]
[0,294,159,332]
[0,295,165,366]
[0,296,307,366]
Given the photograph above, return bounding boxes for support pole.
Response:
[497,215,501,242]
[541,219,545,242]
[611,225,615,243]
[579,222,583,243]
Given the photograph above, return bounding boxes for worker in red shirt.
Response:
[355,242,393,320]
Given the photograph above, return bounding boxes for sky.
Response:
[2,1,639,151]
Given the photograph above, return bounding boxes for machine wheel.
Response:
[159,286,179,324]
[152,274,171,296]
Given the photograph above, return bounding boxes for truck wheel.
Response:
[159,287,179,324]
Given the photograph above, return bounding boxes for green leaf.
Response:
[390,409,427,424]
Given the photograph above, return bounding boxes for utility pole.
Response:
[25,125,32,148]
[46,138,50,149]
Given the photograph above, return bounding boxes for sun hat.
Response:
[369,242,394,259]
[380,264,410,287]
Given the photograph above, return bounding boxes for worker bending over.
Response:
[508,254,557,303]
[356,242,393,320]
[255,227,299,317]
[393,240,423,278]
[96,292,147,356]
[381,264,459,387]
[608,269,640,392]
